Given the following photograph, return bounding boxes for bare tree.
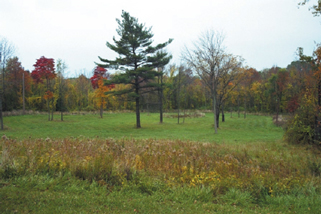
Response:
[183,30,243,133]
[0,38,15,104]
[0,37,15,129]
[56,59,68,121]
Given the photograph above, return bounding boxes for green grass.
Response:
[1,175,320,214]
[1,112,283,143]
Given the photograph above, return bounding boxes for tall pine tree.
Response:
[97,11,173,128]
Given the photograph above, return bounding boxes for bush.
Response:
[284,92,319,145]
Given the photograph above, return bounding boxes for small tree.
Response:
[97,10,172,128]
[90,66,114,118]
[284,91,317,145]
[5,57,31,111]
[183,30,243,133]
[31,56,56,121]
[56,59,68,121]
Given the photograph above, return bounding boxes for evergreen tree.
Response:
[97,10,173,128]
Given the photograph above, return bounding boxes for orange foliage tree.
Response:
[90,66,115,118]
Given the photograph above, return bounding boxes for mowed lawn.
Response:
[1,112,283,143]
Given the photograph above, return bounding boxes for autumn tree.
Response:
[267,68,289,122]
[216,62,245,123]
[31,56,56,121]
[285,46,321,145]
[162,65,177,110]
[90,66,115,118]
[97,10,173,128]
[183,30,243,132]
[5,57,31,111]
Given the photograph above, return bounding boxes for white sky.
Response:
[1,0,320,77]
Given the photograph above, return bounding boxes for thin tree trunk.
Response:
[61,111,63,121]
[0,55,3,129]
[159,72,163,123]
[51,98,54,121]
[237,95,240,118]
[244,97,246,119]
[222,101,225,122]
[204,90,207,109]
[100,102,103,118]
[216,106,220,128]
[0,98,3,130]
[2,64,5,111]
[276,97,279,123]
[183,108,186,124]
[22,73,25,115]
[47,79,50,121]
[177,70,181,124]
[316,81,321,141]
[213,92,217,133]
[47,100,50,121]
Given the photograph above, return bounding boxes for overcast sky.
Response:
[1,0,320,77]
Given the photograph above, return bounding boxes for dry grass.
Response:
[1,136,320,198]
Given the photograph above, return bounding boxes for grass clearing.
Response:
[1,112,283,143]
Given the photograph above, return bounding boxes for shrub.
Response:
[284,91,319,145]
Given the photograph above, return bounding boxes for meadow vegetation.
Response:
[1,113,321,213]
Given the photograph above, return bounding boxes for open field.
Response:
[1,113,321,213]
[1,112,283,143]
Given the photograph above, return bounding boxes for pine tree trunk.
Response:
[136,96,141,128]
[159,74,163,123]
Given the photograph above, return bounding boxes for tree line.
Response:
[0,9,320,145]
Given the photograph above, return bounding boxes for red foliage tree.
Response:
[31,56,55,84]
[31,56,56,120]
[90,66,109,89]
[286,95,299,113]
